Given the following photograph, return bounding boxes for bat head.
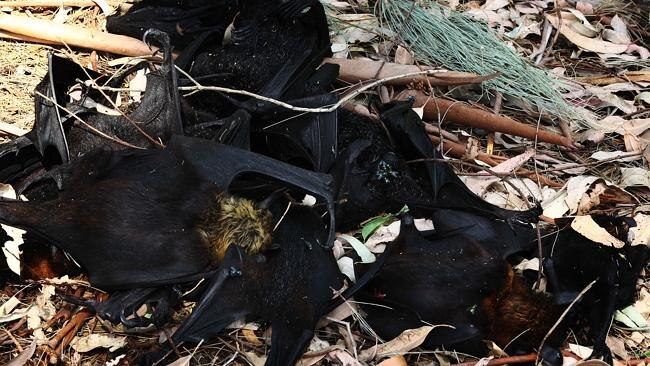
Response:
[198,194,273,261]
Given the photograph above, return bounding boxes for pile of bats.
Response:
[0,1,647,365]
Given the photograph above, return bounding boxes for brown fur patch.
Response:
[197,194,273,261]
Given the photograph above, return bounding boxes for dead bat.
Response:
[36,30,181,163]
[159,202,345,366]
[331,101,541,231]
[182,2,331,121]
[0,135,336,326]
[354,216,565,365]
[356,216,511,354]
[541,215,649,364]
[106,0,236,48]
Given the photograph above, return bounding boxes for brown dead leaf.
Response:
[359,325,434,361]
[394,45,414,65]
[242,328,263,346]
[594,116,650,136]
[327,349,363,365]
[7,340,36,366]
[546,13,628,54]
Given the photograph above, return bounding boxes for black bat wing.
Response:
[31,54,101,164]
[379,101,541,224]
[255,93,338,172]
[0,147,219,289]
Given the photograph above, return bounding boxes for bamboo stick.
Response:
[400,90,573,148]
[0,14,154,56]
[323,58,499,86]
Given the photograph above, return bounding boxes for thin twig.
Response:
[176,65,456,114]
[59,45,164,148]
[537,280,597,365]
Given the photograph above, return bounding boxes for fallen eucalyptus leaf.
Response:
[339,234,375,263]
[359,325,434,361]
[70,333,127,353]
[571,216,625,248]
[7,340,36,366]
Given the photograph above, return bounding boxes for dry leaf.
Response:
[565,176,605,214]
[569,343,594,359]
[2,223,25,275]
[92,0,115,15]
[571,216,625,248]
[394,45,414,65]
[129,68,147,103]
[359,326,434,361]
[492,149,535,173]
[603,15,631,45]
[606,336,629,359]
[593,116,650,136]
[546,13,628,54]
[482,0,509,11]
[619,168,650,188]
[299,346,345,366]
[542,190,569,218]
[7,340,36,366]
[243,328,263,346]
[337,257,355,282]
[587,86,637,114]
[590,151,641,161]
[71,334,126,353]
[575,360,610,366]
[628,213,650,246]
[364,219,433,252]
[327,349,363,365]
[320,301,358,328]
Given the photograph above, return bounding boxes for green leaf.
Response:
[621,305,648,327]
[361,214,392,241]
[340,234,375,263]
[360,205,410,241]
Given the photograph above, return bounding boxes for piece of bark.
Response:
[400,90,573,148]
[0,14,154,56]
[323,58,499,86]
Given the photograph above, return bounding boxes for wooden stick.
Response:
[324,58,499,86]
[0,14,155,56]
[400,90,574,148]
